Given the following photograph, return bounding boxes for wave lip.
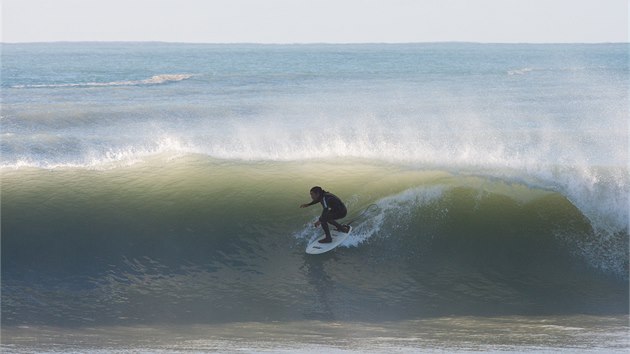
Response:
[11,74,193,88]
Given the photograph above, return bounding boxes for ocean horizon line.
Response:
[2,40,628,45]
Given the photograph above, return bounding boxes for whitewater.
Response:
[1,42,628,353]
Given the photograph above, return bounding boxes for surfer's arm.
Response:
[300,200,318,208]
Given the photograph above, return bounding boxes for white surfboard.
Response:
[305,226,352,254]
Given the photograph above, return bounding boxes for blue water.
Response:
[1,43,628,352]
[3,43,627,167]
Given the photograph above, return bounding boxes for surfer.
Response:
[300,186,350,243]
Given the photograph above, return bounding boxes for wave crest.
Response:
[12,74,193,88]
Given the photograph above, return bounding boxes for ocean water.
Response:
[1,42,628,352]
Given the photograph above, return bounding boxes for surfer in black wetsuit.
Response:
[300,186,350,243]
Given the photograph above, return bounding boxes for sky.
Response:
[2,0,628,43]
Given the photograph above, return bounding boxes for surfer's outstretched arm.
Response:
[300,200,318,208]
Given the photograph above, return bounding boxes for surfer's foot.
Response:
[336,225,350,233]
[319,238,332,244]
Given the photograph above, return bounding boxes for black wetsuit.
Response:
[313,192,347,240]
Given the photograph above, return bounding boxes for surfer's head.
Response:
[310,186,324,200]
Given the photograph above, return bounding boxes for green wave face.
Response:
[2,157,627,326]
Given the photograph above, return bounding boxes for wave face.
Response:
[2,159,628,326]
[1,43,628,326]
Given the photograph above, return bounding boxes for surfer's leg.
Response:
[329,220,343,229]
[329,209,349,232]
[331,222,350,233]
[319,219,333,243]
[318,213,333,243]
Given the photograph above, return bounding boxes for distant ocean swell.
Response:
[10,73,193,88]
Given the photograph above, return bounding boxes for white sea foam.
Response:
[507,67,534,75]
[12,74,193,88]
[343,186,447,248]
[0,135,193,170]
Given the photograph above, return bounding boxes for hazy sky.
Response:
[2,0,628,43]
